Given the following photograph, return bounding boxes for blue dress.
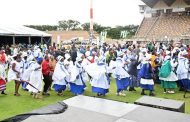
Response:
[139,62,154,91]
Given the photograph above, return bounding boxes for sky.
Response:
[0,0,144,27]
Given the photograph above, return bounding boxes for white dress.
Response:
[26,63,43,93]
[52,62,69,86]
[69,64,88,85]
[22,61,36,81]
[7,61,21,82]
[110,57,130,79]
[176,57,189,80]
[85,63,110,90]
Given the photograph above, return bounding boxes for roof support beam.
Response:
[13,36,15,45]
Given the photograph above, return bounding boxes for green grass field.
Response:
[0,80,190,120]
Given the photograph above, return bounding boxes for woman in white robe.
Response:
[26,58,43,99]
[110,52,130,96]
[176,51,190,91]
[69,57,88,95]
[52,56,69,96]
[85,56,110,96]
[8,55,22,96]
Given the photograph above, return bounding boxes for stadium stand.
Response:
[136,0,190,41]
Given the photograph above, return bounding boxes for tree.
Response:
[107,28,121,39]
[81,23,90,31]
[58,20,81,30]
[58,20,68,30]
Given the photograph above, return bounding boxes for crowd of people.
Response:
[0,41,190,99]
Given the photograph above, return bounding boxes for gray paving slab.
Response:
[23,106,118,122]
[63,95,138,117]
[123,106,190,122]
[21,116,51,122]
[134,96,185,112]
[114,118,136,122]
[21,96,190,122]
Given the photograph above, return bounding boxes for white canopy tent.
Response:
[0,25,51,45]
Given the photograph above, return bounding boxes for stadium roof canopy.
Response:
[0,25,51,37]
[142,0,190,8]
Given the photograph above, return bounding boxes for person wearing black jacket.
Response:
[128,55,140,91]
[70,44,77,64]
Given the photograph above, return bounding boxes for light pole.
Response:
[89,0,93,43]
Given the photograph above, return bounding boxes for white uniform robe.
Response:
[85,63,110,90]
[176,57,189,80]
[8,61,21,82]
[69,63,88,85]
[52,62,69,86]
[26,63,43,93]
[110,57,130,79]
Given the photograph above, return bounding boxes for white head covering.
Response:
[57,55,64,62]
[171,49,176,54]
[122,49,127,53]
[85,51,90,57]
[21,52,27,58]
[97,56,106,64]
[117,51,124,57]
[164,55,171,60]
[27,55,35,61]
[92,51,96,55]
[145,54,151,61]
[34,46,39,50]
[166,50,171,55]
[182,51,188,56]
[141,48,147,53]
[76,57,82,62]
[64,60,70,65]
[77,52,84,58]
[65,53,71,60]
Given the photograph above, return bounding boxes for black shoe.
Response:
[179,88,185,91]
[149,92,155,96]
[141,89,146,95]
[42,92,50,96]
[1,91,7,95]
[23,89,29,91]
[141,92,146,95]
[129,87,134,91]
[97,93,102,96]
[133,88,136,91]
